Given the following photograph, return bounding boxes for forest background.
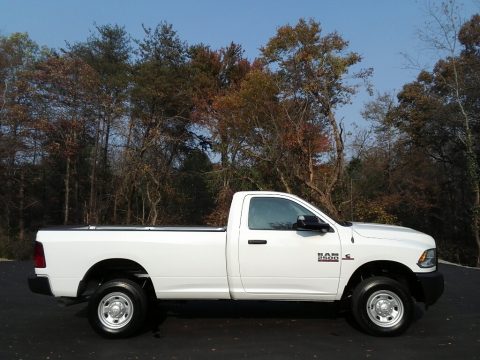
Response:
[1,1,480,266]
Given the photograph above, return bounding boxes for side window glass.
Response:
[248,197,315,230]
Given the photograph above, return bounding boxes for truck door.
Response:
[238,195,341,297]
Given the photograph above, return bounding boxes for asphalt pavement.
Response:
[0,261,479,360]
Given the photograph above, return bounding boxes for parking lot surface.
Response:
[1,261,479,359]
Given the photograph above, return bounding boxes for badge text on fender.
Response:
[318,253,339,262]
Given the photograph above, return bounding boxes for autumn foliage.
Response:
[1,16,480,266]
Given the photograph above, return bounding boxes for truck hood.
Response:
[351,222,435,247]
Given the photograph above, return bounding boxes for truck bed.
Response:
[36,226,230,299]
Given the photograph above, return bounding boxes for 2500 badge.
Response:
[317,252,339,262]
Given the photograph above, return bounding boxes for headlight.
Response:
[417,248,436,268]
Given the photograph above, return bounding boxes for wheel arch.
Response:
[78,258,154,298]
[342,260,422,302]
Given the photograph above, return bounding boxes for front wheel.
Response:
[88,279,147,338]
[351,276,413,336]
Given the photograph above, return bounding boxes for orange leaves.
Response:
[33,55,100,119]
[458,14,480,50]
[190,43,253,131]
[281,122,330,154]
[31,55,100,160]
[213,70,276,119]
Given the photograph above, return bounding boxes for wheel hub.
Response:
[366,290,404,328]
[375,299,393,316]
[97,292,134,330]
[108,301,125,318]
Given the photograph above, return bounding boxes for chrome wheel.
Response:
[97,292,134,330]
[366,290,404,328]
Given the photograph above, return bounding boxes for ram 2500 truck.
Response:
[28,191,443,337]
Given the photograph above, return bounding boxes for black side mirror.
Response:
[296,215,333,233]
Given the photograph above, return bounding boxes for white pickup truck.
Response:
[29,191,443,337]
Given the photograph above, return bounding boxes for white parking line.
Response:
[439,259,480,270]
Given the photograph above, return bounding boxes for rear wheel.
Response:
[88,279,147,338]
[351,276,413,336]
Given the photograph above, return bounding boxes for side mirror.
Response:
[296,215,333,233]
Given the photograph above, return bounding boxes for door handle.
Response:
[248,239,267,245]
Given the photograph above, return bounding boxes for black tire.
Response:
[351,276,413,336]
[88,278,147,338]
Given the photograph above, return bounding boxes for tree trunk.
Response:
[18,170,25,242]
[221,145,229,189]
[320,192,341,220]
[73,162,79,223]
[64,157,70,225]
[123,115,135,225]
[473,181,480,267]
[4,173,12,234]
[298,174,341,220]
[103,116,111,170]
[126,188,133,224]
[326,110,345,192]
[113,193,118,224]
[89,119,101,223]
[277,167,292,193]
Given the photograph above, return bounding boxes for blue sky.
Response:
[1,0,478,129]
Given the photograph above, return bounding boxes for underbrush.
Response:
[0,232,34,260]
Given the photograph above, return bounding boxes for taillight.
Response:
[34,241,46,268]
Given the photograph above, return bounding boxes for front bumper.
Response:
[415,271,444,306]
[28,275,53,296]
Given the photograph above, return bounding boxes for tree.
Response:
[122,22,194,224]
[0,33,42,257]
[258,18,371,218]
[401,3,480,266]
[344,93,438,227]
[189,42,251,224]
[69,24,132,223]
[32,54,99,224]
